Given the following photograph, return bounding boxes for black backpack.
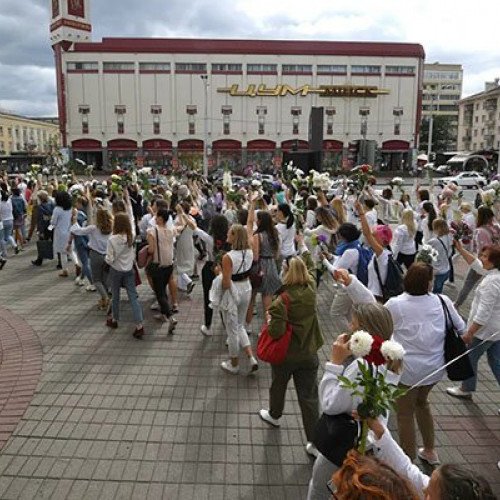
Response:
[373,253,404,303]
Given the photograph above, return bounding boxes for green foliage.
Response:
[420,115,457,153]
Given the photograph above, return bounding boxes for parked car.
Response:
[436,171,487,189]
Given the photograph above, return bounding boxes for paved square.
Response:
[0,248,498,499]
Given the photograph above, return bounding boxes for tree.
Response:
[420,115,457,153]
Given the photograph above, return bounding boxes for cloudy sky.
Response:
[1,0,499,117]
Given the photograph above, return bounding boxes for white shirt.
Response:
[105,234,135,272]
[392,225,416,258]
[323,248,359,275]
[428,234,452,275]
[0,200,14,222]
[468,259,500,341]
[367,249,390,298]
[385,293,466,386]
[71,225,109,254]
[365,208,378,228]
[276,222,296,258]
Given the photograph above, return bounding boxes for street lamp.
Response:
[200,75,209,178]
[427,92,439,160]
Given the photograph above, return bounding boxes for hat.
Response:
[373,224,393,247]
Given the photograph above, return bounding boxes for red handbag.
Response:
[257,293,292,365]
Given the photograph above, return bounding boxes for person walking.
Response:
[51,191,73,277]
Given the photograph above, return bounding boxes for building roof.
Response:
[459,85,500,104]
[72,37,425,58]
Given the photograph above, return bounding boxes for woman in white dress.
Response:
[51,191,73,277]
[175,202,196,295]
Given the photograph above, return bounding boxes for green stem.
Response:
[357,420,369,455]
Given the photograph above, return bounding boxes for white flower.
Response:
[294,168,305,178]
[138,167,152,176]
[349,330,374,358]
[251,179,262,188]
[42,167,50,175]
[130,172,138,184]
[381,340,405,361]
[421,244,432,252]
[69,184,84,195]
[391,177,403,186]
[222,170,233,190]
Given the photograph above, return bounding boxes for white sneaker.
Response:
[168,317,177,335]
[150,302,160,311]
[446,386,473,399]
[245,323,253,334]
[258,409,280,427]
[306,442,319,458]
[86,284,96,292]
[221,360,239,374]
[200,325,212,337]
[249,356,258,373]
[74,277,83,286]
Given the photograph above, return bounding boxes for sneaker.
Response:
[200,325,212,337]
[249,356,258,373]
[150,302,160,311]
[306,442,319,459]
[133,327,144,339]
[14,246,19,255]
[59,270,69,277]
[172,304,179,314]
[0,258,6,270]
[258,409,280,427]
[168,317,178,335]
[446,386,473,399]
[221,360,239,374]
[86,284,96,292]
[417,448,440,466]
[77,278,86,287]
[31,259,42,267]
[74,277,83,286]
[186,282,196,295]
[191,274,200,281]
[106,318,118,329]
[245,323,253,334]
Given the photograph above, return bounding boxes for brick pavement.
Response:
[0,247,498,499]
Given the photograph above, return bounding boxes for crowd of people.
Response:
[0,167,499,499]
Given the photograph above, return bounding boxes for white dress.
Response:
[51,206,72,254]
[174,221,195,275]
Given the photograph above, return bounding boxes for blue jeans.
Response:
[75,242,92,283]
[432,271,449,294]
[2,220,17,250]
[0,227,6,258]
[462,338,500,392]
[108,267,143,324]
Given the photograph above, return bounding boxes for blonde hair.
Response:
[460,202,472,213]
[282,256,313,287]
[331,198,347,225]
[352,304,401,373]
[229,224,250,251]
[401,209,416,237]
[432,218,449,237]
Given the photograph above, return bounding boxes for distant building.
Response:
[50,0,425,172]
[457,79,500,152]
[422,63,463,150]
[0,112,60,156]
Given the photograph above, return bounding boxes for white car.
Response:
[436,171,487,189]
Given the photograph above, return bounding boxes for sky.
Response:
[0,0,499,117]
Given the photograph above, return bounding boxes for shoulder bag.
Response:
[257,293,292,365]
[437,295,474,381]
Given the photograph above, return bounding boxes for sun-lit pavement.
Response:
[0,245,498,499]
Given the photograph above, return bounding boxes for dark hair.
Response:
[404,262,433,295]
[307,197,318,211]
[0,191,8,202]
[209,214,229,248]
[422,201,437,232]
[382,188,393,200]
[278,203,294,229]
[54,191,72,210]
[477,206,495,228]
[256,211,279,256]
[113,212,134,247]
[418,189,430,202]
[483,245,500,270]
[364,198,376,210]
[237,209,248,226]
[156,208,170,223]
[11,188,21,197]
[438,464,496,500]
[338,222,361,243]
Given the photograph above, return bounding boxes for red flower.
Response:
[364,335,386,366]
[361,165,370,173]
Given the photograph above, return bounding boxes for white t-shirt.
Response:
[392,225,416,258]
[277,222,297,258]
[365,209,378,228]
[367,249,391,298]
[324,248,359,275]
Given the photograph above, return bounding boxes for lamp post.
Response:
[427,94,434,161]
[200,75,209,178]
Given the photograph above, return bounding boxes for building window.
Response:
[103,62,134,72]
[187,105,197,135]
[151,105,162,135]
[175,63,207,73]
[282,64,313,74]
[78,105,90,135]
[222,106,232,135]
[352,65,381,74]
[139,63,170,72]
[317,65,347,75]
[359,107,370,137]
[247,64,277,74]
[212,63,242,73]
[325,107,335,135]
[7,128,12,138]
[67,62,98,71]
[257,106,267,135]
[393,108,403,136]
[115,105,126,134]
[291,107,301,135]
[386,65,415,75]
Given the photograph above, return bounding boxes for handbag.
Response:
[137,245,151,269]
[257,293,292,365]
[249,260,264,288]
[36,239,53,260]
[438,295,474,381]
[313,413,359,466]
[133,263,142,287]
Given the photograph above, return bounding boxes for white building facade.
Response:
[51,0,425,172]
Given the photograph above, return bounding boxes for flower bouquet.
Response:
[291,198,305,232]
[450,220,473,245]
[338,331,405,454]
[226,189,245,207]
[389,176,404,193]
[481,188,496,208]
[350,164,373,194]
[415,244,439,265]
